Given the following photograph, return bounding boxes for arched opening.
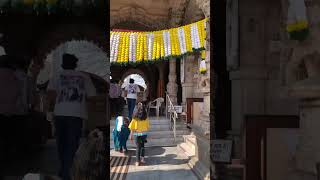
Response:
[36,40,109,134]
[121,73,148,100]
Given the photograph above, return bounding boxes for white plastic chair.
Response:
[148,97,164,117]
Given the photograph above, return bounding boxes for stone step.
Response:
[110,123,187,130]
[110,129,190,139]
[110,137,184,148]
[178,142,196,157]
[110,124,171,131]
[109,119,171,126]
[183,135,196,146]
[188,157,210,180]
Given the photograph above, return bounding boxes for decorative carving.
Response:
[195,0,210,18]
[111,6,169,29]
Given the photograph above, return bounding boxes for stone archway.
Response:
[120,68,150,98]
[37,40,109,85]
[32,23,107,68]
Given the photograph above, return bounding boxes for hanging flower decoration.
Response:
[199,59,207,74]
[287,0,309,42]
[111,18,208,65]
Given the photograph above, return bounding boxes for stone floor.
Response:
[1,139,60,179]
[110,146,199,180]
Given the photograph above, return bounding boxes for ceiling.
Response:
[110,0,204,30]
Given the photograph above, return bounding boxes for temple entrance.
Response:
[110,0,210,179]
[121,73,148,101]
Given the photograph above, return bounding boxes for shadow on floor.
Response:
[130,154,188,166]
[111,146,167,157]
[125,169,199,180]
[2,139,59,177]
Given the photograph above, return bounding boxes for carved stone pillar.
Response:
[288,79,320,180]
[166,59,178,105]
[281,2,320,178]
[181,56,195,110]
[194,0,211,135]
[167,0,187,104]
[189,1,211,180]
[287,56,320,180]
[157,62,165,98]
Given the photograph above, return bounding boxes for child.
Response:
[119,117,130,153]
[112,115,130,153]
[128,103,150,166]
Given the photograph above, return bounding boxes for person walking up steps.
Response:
[129,103,150,166]
[113,114,130,153]
[125,78,140,121]
[47,53,97,180]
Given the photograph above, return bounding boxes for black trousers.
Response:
[135,135,147,162]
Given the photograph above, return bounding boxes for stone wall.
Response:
[229,0,300,159]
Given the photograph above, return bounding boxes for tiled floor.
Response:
[110,146,199,180]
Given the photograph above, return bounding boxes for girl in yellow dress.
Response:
[129,102,150,166]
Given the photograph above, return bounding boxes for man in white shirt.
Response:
[125,78,140,120]
[47,53,96,180]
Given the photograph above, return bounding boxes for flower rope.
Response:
[110,18,207,65]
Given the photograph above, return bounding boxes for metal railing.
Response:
[165,92,178,141]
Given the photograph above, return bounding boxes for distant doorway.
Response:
[121,73,149,102]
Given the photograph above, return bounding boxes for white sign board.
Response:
[212,139,232,163]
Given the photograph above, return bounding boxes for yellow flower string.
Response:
[169,29,175,56]
[201,50,206,60]
[139,33,144,61]
[152,32,157,60]
[124,33,130,63]
[117,32,123,63]
[197,21,204,48]
[160,31,165,59]
[136,33,141,62]
[174,28,181,56]
[156,32,161,59]
[184,25,192,53]
[110,18,207,64]
[143,33,148,61]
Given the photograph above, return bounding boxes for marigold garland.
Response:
[111,18,207,65]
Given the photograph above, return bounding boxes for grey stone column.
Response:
[287,78,320,180]
[191,1,211,179]
[181,56,195,110]
[166,58,178,105]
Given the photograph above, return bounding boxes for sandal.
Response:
[135,162,140,166]
[140,158,146,164]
